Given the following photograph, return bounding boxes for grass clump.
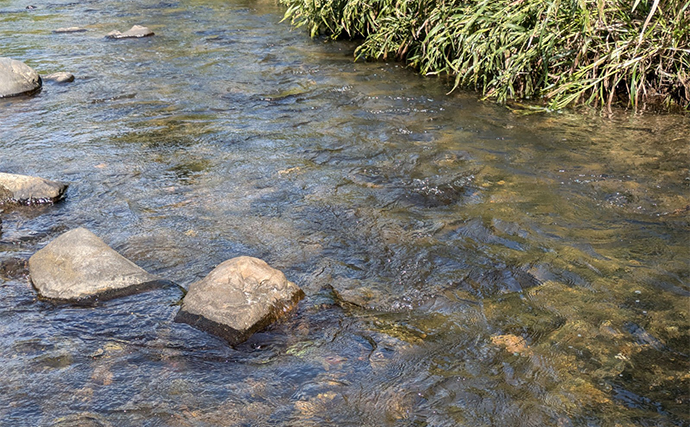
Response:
[280,0,690,112]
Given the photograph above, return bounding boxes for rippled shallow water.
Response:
[1,0,689,426]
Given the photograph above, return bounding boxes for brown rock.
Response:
[175,256,304,345]
[491,334,529,354]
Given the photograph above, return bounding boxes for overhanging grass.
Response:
[281,0,690,112]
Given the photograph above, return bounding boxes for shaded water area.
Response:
[1,0,689,425]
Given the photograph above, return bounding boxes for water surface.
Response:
[1,0,689,426]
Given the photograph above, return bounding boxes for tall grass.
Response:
[281,0,690,111]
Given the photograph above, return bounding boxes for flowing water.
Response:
[1,0,689,425]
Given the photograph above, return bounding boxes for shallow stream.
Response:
[1,0,689,425]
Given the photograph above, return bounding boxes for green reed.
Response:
[281,0,690,112]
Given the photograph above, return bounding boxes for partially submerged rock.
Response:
[43,72,75,83]
[176,256,305,345]
[0,57,42,98]
[52,27,86,33]
[0,172,67,204]
[106,25,154,39]
[491,334,529,355]
[29,227,167,302]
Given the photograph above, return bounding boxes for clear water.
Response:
[1,0,688,426]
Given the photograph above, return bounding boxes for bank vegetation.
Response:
[281,0,690,112]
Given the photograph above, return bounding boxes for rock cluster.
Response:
[6,23,303,347]
[3,25,156,98]
[26,227,304,344]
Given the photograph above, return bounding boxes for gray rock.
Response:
[0,57,42,98]
[29,227,166,302]
[43,72,75,83]
[0,172,67,204]
[176,256,305,345]
[106,25,154,39]
[53,27,87,33]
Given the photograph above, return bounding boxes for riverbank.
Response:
[281,0,690,112]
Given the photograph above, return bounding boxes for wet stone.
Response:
[0,57,42,98]
[175,256,305,345]
[0,172,67,204]
[106,25,154,39]
[52,27,87,33]
[405,172,475,207]
[43,72,75,83]
[458,266,542,296]
[29,227,167,302]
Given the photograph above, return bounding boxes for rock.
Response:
[29,227,167,302]
[0,57,42,98]
[43,72,75,83]
[491,334,529,354]
[406,172,475,207]
[106,25,154,39]
[0,172,67,204]
[175,256,305,345]
[52,27,87,33]
[338,287,382,309]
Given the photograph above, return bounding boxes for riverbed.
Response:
[1,0,688,425]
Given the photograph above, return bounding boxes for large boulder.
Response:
[106,25,154,39]
[0,172,67,204]
[29,227,167,302]
[175,256,305,345]
[0,57,42,98]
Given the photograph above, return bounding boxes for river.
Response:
[1,0,688,425]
